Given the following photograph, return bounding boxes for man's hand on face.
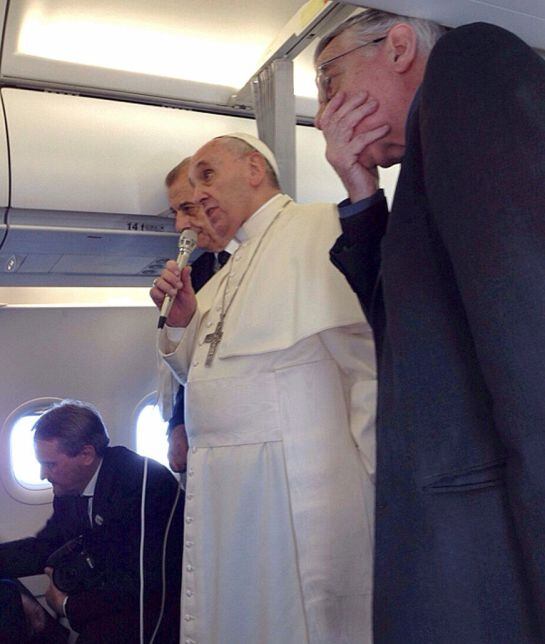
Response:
[150,262,197,328]
[316,90,390,203]
[44,567,68,616]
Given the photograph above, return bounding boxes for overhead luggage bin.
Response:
[0,88,254,285]
[0,87,347,285]
[0,0,322,118]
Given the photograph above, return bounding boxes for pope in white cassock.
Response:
[151,133,376,644]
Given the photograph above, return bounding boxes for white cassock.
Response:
[158,193,376,644]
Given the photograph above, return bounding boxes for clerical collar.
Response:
[82,457,103,497]
[235,193,289,243]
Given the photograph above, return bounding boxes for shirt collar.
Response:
[235,193,289,243]
[224,239,239,254]
[82,457,103,497]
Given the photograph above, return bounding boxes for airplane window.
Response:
[135,403,169,468]
[10,413,49,489]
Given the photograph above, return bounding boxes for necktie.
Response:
[75,495,91,533]
[218,251,230,267]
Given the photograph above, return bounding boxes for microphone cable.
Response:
[139,457,149,644]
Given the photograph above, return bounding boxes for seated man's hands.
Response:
[44,567,67,617]
[150,262,197,328]
[315,91,389,202]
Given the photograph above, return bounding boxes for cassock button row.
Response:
[188,469,194,477]
[186,493,194,501]
[185,540,193,548]
[192,360,199,367]
[186,564,194,572]
[186,516,193,524]
[192,446,197,453]
[184,615,195,622]
[186,589,193,597]
[185,639,196,644]
[206,321,213,328]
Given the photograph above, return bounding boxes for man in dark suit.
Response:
[159,158,232,472]
[0,580,28,642]
[315,9,545,643]
[0,400,183,643]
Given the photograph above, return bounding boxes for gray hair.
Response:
[165,156,191,188]
[33,400,110,457]
[315,8,447,63]
[216,136,280,190]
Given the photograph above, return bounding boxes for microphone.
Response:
[157,228,198,329]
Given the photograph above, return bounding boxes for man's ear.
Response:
[79,444,97,465]
[386,23,418,73]
[247,151,267,187]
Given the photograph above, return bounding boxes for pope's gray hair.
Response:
[315,8,447,63]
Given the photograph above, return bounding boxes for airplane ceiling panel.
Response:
[0,0,319,109]
[2,87,257,214]
[340,0,545,50]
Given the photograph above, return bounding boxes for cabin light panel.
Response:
[17,5,267,89]
[8,0,321,100]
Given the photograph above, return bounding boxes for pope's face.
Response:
[168,166,226,252]
[189,140,254,241]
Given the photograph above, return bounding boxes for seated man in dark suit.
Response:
[159,157,235,472]
[0,400,183,644]
[0,579,28,642]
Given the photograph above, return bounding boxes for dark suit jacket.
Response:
[190,250,221,292]
[331,23,545,643]
[0,580,26,643]
[0,446,183,644]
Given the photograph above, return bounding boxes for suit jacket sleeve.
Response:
[420,22,545,623]
[0,499,76,578]
[330,196,389,328]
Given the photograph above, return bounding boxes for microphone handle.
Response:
[157,247,193,329]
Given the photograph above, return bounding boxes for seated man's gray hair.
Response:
[33,400,110,457]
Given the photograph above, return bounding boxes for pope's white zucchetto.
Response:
[216,132,279,179]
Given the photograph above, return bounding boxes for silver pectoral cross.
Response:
[204,317,224,367]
